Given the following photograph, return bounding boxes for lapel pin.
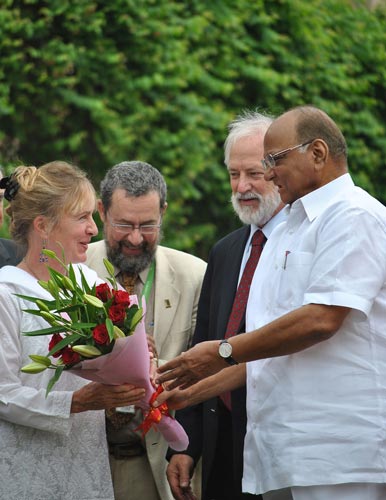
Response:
[164,299,171,308]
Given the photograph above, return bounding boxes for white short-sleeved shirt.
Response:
[0,264,114,500]
[244,174,386,495]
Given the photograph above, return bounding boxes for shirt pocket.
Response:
[276,251,314,309]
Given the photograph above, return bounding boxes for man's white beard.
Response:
[231,190,281,227]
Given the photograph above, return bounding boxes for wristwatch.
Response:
[218,339,239,366]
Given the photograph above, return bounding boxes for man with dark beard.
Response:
[86,161,206,500]
[166,111,285,500]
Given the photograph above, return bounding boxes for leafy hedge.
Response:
[1,0,385,256]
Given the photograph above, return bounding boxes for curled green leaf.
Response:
[37,280,50,291]
[103,258,115,278]
[84,294,104,308]
[40,311,57,324]
[62,276,75,291]
[29,355,52,367]
[36,300,50,312]
[42,249,57,259]
[72,345,102,358]
[21,362,48,374]
[113,325,126,338]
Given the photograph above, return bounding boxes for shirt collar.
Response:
[249,206,287,241]
[289,173,354,222]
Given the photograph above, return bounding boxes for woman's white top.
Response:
[0,264,114,500]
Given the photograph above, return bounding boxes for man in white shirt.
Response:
[157,105,386,500]
[166,111,285,500]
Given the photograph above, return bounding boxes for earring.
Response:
[39,239,48,263]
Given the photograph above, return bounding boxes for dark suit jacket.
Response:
[172,225,251,498]
[0,238,22,267]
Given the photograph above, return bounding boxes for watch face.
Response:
[219,341,232,358]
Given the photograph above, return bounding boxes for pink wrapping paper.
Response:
[69,296,188,451]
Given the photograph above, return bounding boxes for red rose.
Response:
[61,347,81,365]
[48,333,64,358]
[95,283,113,302]
[108,304,127,324]
[113,290,131,307]
[92,324,110,345]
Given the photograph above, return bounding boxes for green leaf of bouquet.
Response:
[106,317,115,342]
[29,354,52,367]
[48,267,65,289]
[21,308,58,318]
[46,365,65,397]
[14,293,56,308]
[130,308,144,332]
[23,325,72,336]
[84,294,104,308]
[57,303,87,313]
[70,322,97,330]
[68,263,76,285]
[78,266,92,294]
[106,277,116,289]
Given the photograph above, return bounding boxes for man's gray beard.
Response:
[231,190,282,227]
[105,231,161,275]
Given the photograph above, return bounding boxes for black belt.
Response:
[108,442,145,459]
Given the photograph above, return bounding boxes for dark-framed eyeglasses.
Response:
[107,215,161,235]
[261,140,314,171]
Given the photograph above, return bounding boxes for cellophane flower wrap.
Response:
[18,252,188,451]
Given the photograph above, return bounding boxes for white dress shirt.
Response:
[244,174,386,495]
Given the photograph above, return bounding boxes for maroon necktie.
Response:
[220,229,266,410]
[225,229,266,339]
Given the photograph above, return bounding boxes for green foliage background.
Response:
[1,0,386,258]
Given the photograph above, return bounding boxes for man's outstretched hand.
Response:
[156,340,226,390]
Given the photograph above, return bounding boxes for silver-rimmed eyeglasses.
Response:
[107,215,161,235]
[261,140,314,171]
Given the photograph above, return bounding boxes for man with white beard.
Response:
[166,111,285,500]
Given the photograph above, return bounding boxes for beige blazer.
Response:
[86,240,206,499]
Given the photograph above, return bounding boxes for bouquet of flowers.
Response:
[18,251,189,451]
[18,253,142,393]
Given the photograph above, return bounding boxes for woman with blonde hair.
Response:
[0,161,145,500]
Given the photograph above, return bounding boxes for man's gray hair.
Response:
[224,110,274,167]
[100,160,167,212]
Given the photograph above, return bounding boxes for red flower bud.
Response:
[92,324,111,345]
[108,304,127,324]
[61,347,81,365]
[95,283,113,302]
[113,290,131,307]
[48,333,64,358]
